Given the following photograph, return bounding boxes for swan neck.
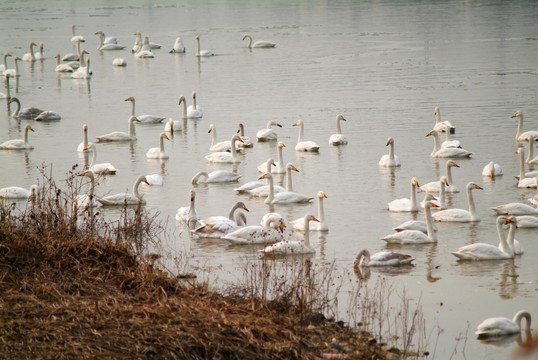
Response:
[196,37,200,56]
[230,135,238,160]
[335,118,342,134]
[266,175,274,203]
[435,110,441,124]
[246,35,253,48]
[388,141,395,161]
[286,167,293,192]
[90,146,97,167]
[467,185,477,220]
[410,182,418,211]
[495,217,510,254]
[516,116,523,140]
[76,40,82,56]
[318,196,326,224]
[192,171,207,185]
[439,180,446,208]
[128,118,136,137]
[506,221,517,251]
[228,203,240,220]
[130,98,135,117]
[518,151,525,179]
[514,311,532,332]
[12,99,21,118]
[297,122,304,143]
[446,163,453,184]
[192,94,197,108]
[210,127,217,146]
[88,174,95,196]
[23,125,29,143]
[424,205,437,241]
[180,98,187,119]
[159,134,165,153]
[528,139,534,161]
[133,177,144,199]
[79,50,86,66]
[303,217,311,246]
[431,132,440,156]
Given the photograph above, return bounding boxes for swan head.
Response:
[386,137,394,146]
[14,56,21,61]
[190,190,196,201]
[286,163,299,173]
[318,191,327,199]
[411,177,420,188]
[441,176,449,187]
[336,114,346,121]
[5,53,12,57]
[178,96,186,105]
[434,106,440,115]
[79,170,95,179]
[512,111,522,119]
[192,91,196,99]
[25,124,34,132]
[125,96,135,103]
[236,201,249,212]
[467,182,483,191]
[39,43,44,51]
[128,116,140,123]
[426,130,439,138]
[8,97,16,104]
[259,172,272,181]
[94,31,104,36]
[160,133,170,141]
[208,124,214,133]
[278,142,285,148]
[231,134,243,143]
[83,143,95,152]
[30,42,37,47]
[292,120,303,127]
[196,36,200,40]
[424,201,439,210]
[134,31,141,36]
[353,249,369,269]
[449,161,460,168]
[242,34,250,40]
[306,214,320,223]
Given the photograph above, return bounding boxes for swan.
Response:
[55,54,76,72]
[257,142,286,173]
[132,32,161,52]
[170,36,186,53]
[96,116,139,142]
[62,39,84,62]
[291,191,328,231]
[0,184,39,199]
[242,34,276,48]
[438,123,462,149]
[0,53,10,75]
[515,148,538,188]
[222,214,285,245]
[260,214,319,255]
[329,114,348,145]
[71,57,91,79]
[8,97,43,119]
[256,120,282,142]
[191,170,241,185]
[208,124,235,153]
[144,174,163,186]
[515,215,538,228]
[125,96,166,124]
[379,137,401,167]
[34,43,44,60]
[3,56,20,78]
[236,123,253,148]
[84,144,117,175]
[526,135,538,164]
[195,35,214,57]
[146,132,170,159]
[187,91,203,118]
[381,202,439,244]
[293,119,320,152]
[204,134,243,163]
[512,111,538,143]
[164,117,182,133]
[176,190,200,228]
[354,249,414,268]
[22,42,37,62]
[134,36,154,58]
[260,171,313,205]
[96,33,125,50]
[427,129,472,158]
[491,200,538,216]
[482,161,503,178]
[433,106,455,134]
[234,159,274,193]
[177,96,188,119]
[393,219,438,234]
[504,216,523,255]
[71,24,85,43]
[112,58,127,66]
[476,310,532,339]
[433,182,483,222]
[192,202,249,238]
[451,216,515,261]
[422,177,449,210]
[388,177,420,212]
[74,171,99,210]
[97,175,149,206]
[36,110,61,121]
[246,163,286,197]
[420,161,460,193]
[0,124,35,150]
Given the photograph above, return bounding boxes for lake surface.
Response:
[1,1,537,358]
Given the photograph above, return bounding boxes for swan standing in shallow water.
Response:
[512,111,538,143]
[421,161,460,193]
[293,119,320,152]
[205,134,243,163]
[192,202,249,238]
[260,215,319,255]
[379,137,401,167]
[329,114,348,145]
[146,132,170,159]
[8,97,43,119]
[96,116,139,142]
[0,184,39,199]
[195,35,214,57]
[22,42,37,62]
[482,161,503,178]
[258,142,286,173]
[74,171,98,210]
[84,144,117,175]
[242,34,276,48]
[97,176,149,206]
[382,202,439,244]
[256,120,282,142]
[191,170,241,184]
[388,177,420,212]
[170,36,186,53]
[187,91,203,118]
[260,170,313,205]
[354,249,414,267]
[125,96,166,124]
[291,191,328,231]
[433,182,483,222]
[476,310,532,339]
[427,130,472,158]
[0,124,35,150]
[222,214,285,245]
[176,190,200,228]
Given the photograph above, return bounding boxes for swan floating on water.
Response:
[71,57,91,79]
[55,54,76,72]
[260,214,319,255]
[0,184,39,199]
[125,96,165,124]
[3,55,20,78]
[420,161,460,193]
[382,201,438,244]
[421,177,449,210]
[433,182,483,222]
[176,190,200,228]
[22,42,37,62]
[222,213,285,245]
[0,124,35,150]
[329,114,348,145]
[187,91,203,118]
[515,148,538,188]
[96,116,139,142]
[388,177,420,212]
[132,32,161,52]
[476,310,532,339]
[256,120,282,142]
[84,144,117,175]
[36,109,61,121]
[492,199,538,216]
[293,119,320,152]
[74,171,99,210]
[134,36,154,58]
[379,137,401,167]
[354,249,414,267]
[433,106,455,134]
[208,124,235,153]
[260,170,313,205]
[112,58,127,67]
[191,170,241,184]
[146,132,170,159]
[205,134,243,163]
[482,161,503,178]
[258,142,286,173]
[192,202,249,238]
[71,24,85,44]
[95,31,124,50]
[97,175,149,206]
[170,36,186,53]
[8,97,43,119]
[234,159,274,194]
[247,163,286,198]
[512,111,538,143]
[195,35,214,57]
[291,191,328,231]
[242,34,276,48]
[236,123,253,148]
[427,129,472,158]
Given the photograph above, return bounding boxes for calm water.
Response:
[1,1,537,358]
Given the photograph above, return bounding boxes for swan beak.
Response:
[279,142,286,148]
[237,137,244,143]
[192,92,196,98]
[242,35,247,40]
[83,125,88,130]
[504,217,512,224]
[133,117,140,122]
[511,113,518,118]
[414,180,420,187]
[164,134,170,140]
[426,131,433,137]
[178,97,183,105]
[208,127,212,133]
[291,165,299,172]
[321,192,327,198]
[28,125,34,132]
[342,116,347,121]
[490,171,495,178]
[15,57,21,61]
[444,179,449,186]
[270,162,276,167]
[292,121,298,127]
[6,53,11,57]
[279,222,284,232]
[124,97,133,102]
[83,145,90,151]
[311,216,320,222]
[258,174,268,180]
[386,139,391,146]
[191,179,196,185]
[474,184,483,190]
[430,202,440,208]
[79,171,87,176]
[276,123,282,127]
[8,98,14,104]
[242,204,250,212]
[142,177,150,185]
[451,162,460,168]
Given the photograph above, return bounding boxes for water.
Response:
[1,1,537,358]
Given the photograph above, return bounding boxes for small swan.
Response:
[195,35,214,57]
[192,202,250,238]
[293,119,320,152]
[291,191,328,231]
[187,91,203,118]
[4,56,20,78]
[433,106,455,134]
[515,148,538,188]
[71,57,91,79]
[191,170,241,184]
[512,111,538,143]
[258,142,286,173]
[234,159,274,193]
[170,36,186,53]
[22,42,37,62]
[36,109,61,121]
[242,34,276,48]
[379,137,401,167]
[388,177,420,212]
[97,175,149,206]
[84,144,117,175]
[0,124,35,150]
[353,249,414,267]
[134,36,154,58]
[112,58,127,67]
[476,310,532,339]
[176,190,200,228]
[96,116,139,142]
[0,184,39,199]
[260,170,313,205]
[204,134,243,163]
[427,129,472,158]
[71,24,85,43]
[146,132,170,159]
[260,214,319,255]
[8,97,43,119]
[236,123,253,148]
[74,171,98,210]
[208,124,234,153]
[256,120,282,142]
[329,114,348,146]
[95,31,124,50]
[125,96,166,124]
[222,214,285,245]
[381,202,439,244]
[420,161,460,193]
[482,161,503,178]
[433,182,483,222]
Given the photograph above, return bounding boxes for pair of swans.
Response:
[421,177,449,210]
[0,124,35,150]
[191,170,241,185]
[432,182,483,222]
[379,137,401,167]
[62,38,85,62]
[427,129,472,158]
[170,36,186,53]
[95,31,125,50]
[146,133,170,159]
[259,171,313,205]
[515,148,538,188]
[192,202,249,238]
[260,214,319,255]
[329,114,348,146]
[96,116,139,142]
[476,310,532,339]
[125,96,166,124]
[256,120,282,142]
[382,201,438,244]
[354,249,414,268]
[222,213,285,245]
[293,119,320,152]
[132,32,161,53]
[257,142,286,173]
[242,34,276,48]
[75,171,99,210]
[134,36,154,58]
[55,53,78,72]
[83,144,117,175]
[8,97,43,119]
[71,57,91,79]
[22,42,40,62]
[164,95,197,131]
[0,184,39,200]
[512,111,538,144]
[195,35,214,57]
[525,135,538,164]
[388,177,420,212]
[208,124,240,153]
[421,161,460,193]
[205,134,243,163]
[3,54,21,78]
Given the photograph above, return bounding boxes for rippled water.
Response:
[1,1,537,358]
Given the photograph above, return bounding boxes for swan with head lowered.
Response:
[96,116,139,142]
[191,170,241,184]
[84,144,117,175]
[187,91,203,118]
[433,182,483,222]
[125,96,166,124]
[222,214,285,245]
[97,175,149,206]
[382,202,439,244]
[476,310,532,339]
[388,177,420,212]
[427,129,472,158]
[176,190,200,228]
[8,97,43,119]
[195,35,214,57]
[260,169,313,205]
[242,34,276,48]
[205,134,243,163]
[256,120,282,142]
[354,249,414,267]
[379,137,401,167]
[170,36,186,53]
[0,124,35,150]
[512,111,538,144]
[258,142,286,173]
[420,161,460,193]
[329,114,348,145]
[146,132,170,159]
[192,202,249,238]
[0,184,39,199]
[293,119,320,152]
[291,191,328,231]
[482,161,503,179]
[260,214,319,255]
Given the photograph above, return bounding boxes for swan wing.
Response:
[451,243,509,260]
[234,180,266,193]
[271,191,313,204]
[432,147,472,158]
[204,152,234,163]
[329,134,348,145]
[260,241,314,255]
[368,251,415,266]
[432,209,472,222]
[295,141,320,152]
[256,129,277,141]
[476,317,520,338]
[96,131,133,142]
[492,203,538,215]
[388,198,413,212]
[98,193,143,206]
[222,226,282,244]
[381,230,434,244]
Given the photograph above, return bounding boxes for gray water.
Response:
[1,1,537,358]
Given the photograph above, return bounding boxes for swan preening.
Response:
[0,124,35,150]
[125,96,166,124]
[192,201,249,238]
[146,132,170,159]
[260,214,319,255]
[256,120,282,142]
[353,249,414,267]
[242,34,276,48]
[293,119,320,152]
[476,310,532,339]
[170,36,186,53]
[427,129,472,158]
[382,201,438,244]
[0,184,39,199]
[134,36,154,58]
[195,35,214,57]
[97,175,149,206]
[84,143,117,175]
[96,116,139,142]
[112,58,127,67]
[420,161,460,193]
[205,134,243,163]
[329,114,348,145]
[482,161,503,178]
[433,182,483,222]
[291,191,328,231]
[379,137,401,167]
[222,213,285,245]
[176,190,200,228]
[191,170,241,184]
[512,111,538,143]
[388,177,420,212]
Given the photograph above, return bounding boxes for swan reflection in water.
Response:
[456,259,519,300]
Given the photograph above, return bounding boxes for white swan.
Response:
[204,134,243,163]
[132,32,161,52]
[195,35,214,57]
[260,215,319,255]
[504,216,523,255]
[222,214,285,245]
[258,142,286,173]
[71,57,91,79]
[451,216,514,261]
[236,123,253,148]
[146,132,170,159]
[246,164,286,197]
[94,30,118,45]
[96,116,139,142]
[526,135,538,164]
[515,215,538,228]
[112,58,127,67]
[0,124,34,150]
[256,120,282,142]
[515,148,538,188]
[187,91,203,118]
[191,170,241,185]
[125,96,166,124]
[420,161,460,193]
[170,36,186,53]
[393,218,438,234]
[476,310,532,339]
[353,249,414,268]
[144,174,163,186]
[177,96,188,119]
[422,177,449,210]
[492,200,538,216]
[71,24,85,43]
[293,119,320,152]
[34,43,44,60]
[97,175,149,206]
[512,111,538,143]
[176,190,200,228]
[134,36,154,58]
[438,123,462,149]
[84,144,117,175]
[261,171,313,205]
[164,117,183,133]
[22,42,37,62]
[242,34,276,48]
[74,171,99,210]
[208,124,234,153]
[3,55,20,78]
[433,106,455,134]
[0,184,39,199]
[482,161,503,178]
[329,114,348,145]
[291,191,328,231]
[427,129,472,158]
[192,202,249,238]
[234,159,274,193]
[379,137,401,167]
[62,39,84,62]
[388,177,420,212]
[433,182,483,222]
[381,202,438,244]
[55,54,76,72]
[95,31,124,50]
[8,97,43,119]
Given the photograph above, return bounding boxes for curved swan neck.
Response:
[23,124,31,143]
[495,216,510,254]
[506,219,517,251]
[513,311,532,332]
[228,203,242,220]
[133,176,145,199]
[244,35,253,48]
[11,98,21,117]
[192,171,208,185]
[230,134,239,160]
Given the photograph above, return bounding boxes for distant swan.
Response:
[291,191,328,231]
[260,214,319,255]
[96,116,139,142]
[329,114,348,145]
[71,57,91,79]
[476,310,532,339]
[146,132,170,159]
[55,54,76,72]
[97,175,149,206]
[381,202,438,244]
[22,42,37,62]
[0,124,35,150]
[293,119,320,152]
[95,31,124,50]
[191,170,241,184]
[353,249,414,267]
[256,120,282,142]
[433,182,483,222]
[3,55,20,77]
[36,109,61,121]
[134,36,154,58]
[34,43,44,60]
[132,32,161,52]
[84,143,117,175]
[170,36,186,53]
[192,202,250,238]
[420,161,460,193]
[258,142,286,173]
[379,137,401,167]
[0,184,39,199]
[512,111,538,143]
[222,214,285,245]
[177,96,188,119]
[204,134,243,163]
[71,24,85,43]
[125,96,166,124]
[187,91,203,118]
[482,161,503,178]
[242,34,276,48]
[176,190,200,228]
[388,177,420,212]
[8,97,43,119]
[195,35,214,57]
[112,58,127,66]
[427,129,472,158]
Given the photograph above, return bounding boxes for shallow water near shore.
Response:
[1,1,537,358]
